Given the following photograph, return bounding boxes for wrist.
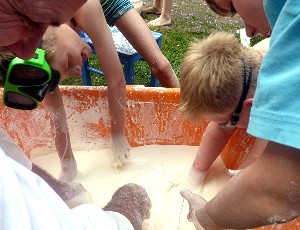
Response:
[195,206,222,230]
[188,167,207,182]
[111,130,126,137]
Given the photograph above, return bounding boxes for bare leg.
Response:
[103,183,152,229]
[147,0,172,26]
[115,9,179,87]
[142,0,162,14]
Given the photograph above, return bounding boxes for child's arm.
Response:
[185,121,235,191]
[74,0,130,167]
[44,88,77,182]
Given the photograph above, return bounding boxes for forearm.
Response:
[78,2,126,135]
[32,163,92,208]
[31,164,81,201]
[192,122,234,172]
[31,163,62,193]
[205,142,300,228]
[44,88,73,160]
[107,80,126,135]
[75,0,128,140]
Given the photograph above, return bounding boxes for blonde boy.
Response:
[180,32,268,190]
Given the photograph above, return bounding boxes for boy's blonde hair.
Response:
[180,32,261,122]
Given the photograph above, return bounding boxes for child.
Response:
[43,3,129,182]
[102,0,179,87]
[42,0,180,182]
[179,32,269,191]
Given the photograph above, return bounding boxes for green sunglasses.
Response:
[1,48,60,110]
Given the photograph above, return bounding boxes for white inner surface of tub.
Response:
[31,145,230,230]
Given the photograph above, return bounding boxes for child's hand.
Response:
[181,168,207,193]
[110,133,131,168]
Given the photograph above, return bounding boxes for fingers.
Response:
[111,146,130,168]
[180,188,198,203]
[110,135,131,168]
[180,188,207,210]
[180,189,210,229]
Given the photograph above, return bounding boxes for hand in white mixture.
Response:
[110,133,131,168]
[180,189,222,230]
[180,167,207,194]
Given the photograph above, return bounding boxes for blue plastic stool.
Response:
[80,26,162,87]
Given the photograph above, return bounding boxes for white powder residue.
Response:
[31,145,230,230]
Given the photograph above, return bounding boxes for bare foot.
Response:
[142,6,162,15]
[147,17,171,27]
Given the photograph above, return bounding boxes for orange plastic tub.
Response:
[0,85,299,229]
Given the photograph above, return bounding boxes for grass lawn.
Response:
[61,0,261,87]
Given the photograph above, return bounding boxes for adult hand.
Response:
[110,133,131,168]
[180,189,222,230]
[104,183,152,230]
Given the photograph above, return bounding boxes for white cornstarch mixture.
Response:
[32,145,230,230]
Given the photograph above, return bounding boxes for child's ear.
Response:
[243,98,253,108]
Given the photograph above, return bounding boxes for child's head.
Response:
[180,32,262,125]
[42,24,91,80]
[203,0,271,39]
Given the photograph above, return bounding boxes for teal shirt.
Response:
[247,0,300,149]
[101,0,133,26]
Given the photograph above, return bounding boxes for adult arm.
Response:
[31,163,93,208]
[238,137,268,169]
[185,141,300,229]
